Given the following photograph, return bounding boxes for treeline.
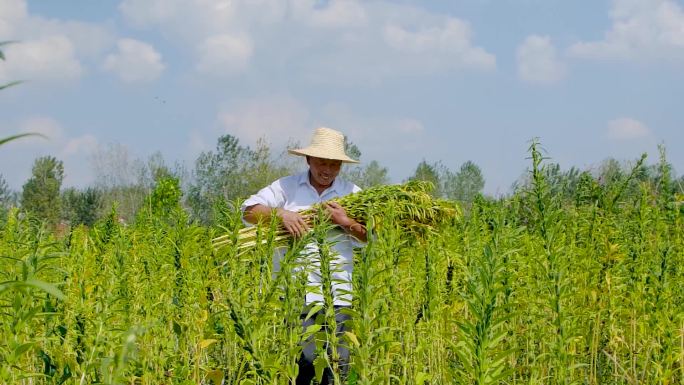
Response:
[0,134,484,229]
[2,133,683,231]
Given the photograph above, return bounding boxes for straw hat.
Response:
[288,127,360,164]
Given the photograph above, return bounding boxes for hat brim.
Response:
[288,148,360,164]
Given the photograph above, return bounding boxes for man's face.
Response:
[307,156,342,188]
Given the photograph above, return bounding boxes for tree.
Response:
[512,162,586,201]
[91,143,146,221]
[444,161,485,202]
[596,158,625,187]
[675,175,684,195]
[360,160,390,189]
[187,135,294,223]
[339,137,363,183]
[188,134,250,223]
[344,137,362,161]
[409,160,443,197]
[0,175,10,206]
[338,138,390,189]
[62,187,103,227]
[0,174,14,225]
[354,160,390,189]
[91,145,183,222]
[149,175,182,219]
[243,138,294,198]
[21,156,64,226]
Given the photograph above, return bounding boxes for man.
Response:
[241,127,366,384]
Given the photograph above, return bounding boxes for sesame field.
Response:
[2,144,684,385]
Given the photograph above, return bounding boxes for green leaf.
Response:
[13,342,35,358]
[415,371,431,384]
[0,132,46,146]
[303,324,322,340]
[24,279,65,300]
[344,331,360,348]
[313,354,327,384]
[204,369,224,385]
[0,80,23,90]
[304,304,323,321]
[199,339,218,350]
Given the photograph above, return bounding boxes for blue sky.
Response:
[1,0,683,195]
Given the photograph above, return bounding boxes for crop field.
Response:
[1,145,683,385]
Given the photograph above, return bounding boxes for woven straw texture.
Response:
[288,127,359,163]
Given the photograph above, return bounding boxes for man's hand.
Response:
[324,201,353,228]
[276,208,309,238]
[325,202,367,242]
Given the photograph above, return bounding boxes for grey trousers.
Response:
[297,306,351,385]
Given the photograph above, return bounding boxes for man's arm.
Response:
[243,204,309,238]
[341,219,367,242]
[324,201,367,242]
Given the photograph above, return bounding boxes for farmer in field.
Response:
[242,127,366,384]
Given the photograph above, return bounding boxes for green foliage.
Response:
[90,146,182,224]
[20,156,64,227]
[149,175,182,218]
[188,135,293,224]
[61,187,103,227]
[359,160,390,188]
[0,174,12,225]
[456,214,516,385]
[0,133,45,147]
[409,160,443,197]
[0,41,24,91]
[217,181,460,252]
[343,160,391,189]
[444,160,485,202]
[408,159,485,202]
[3,136,684,384]
[343,137,362,161]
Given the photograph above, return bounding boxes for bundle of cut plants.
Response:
[212,180,459,252]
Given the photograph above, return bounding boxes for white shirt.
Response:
[241,171,362,306]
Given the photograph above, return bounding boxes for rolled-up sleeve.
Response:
[240,179,287,225]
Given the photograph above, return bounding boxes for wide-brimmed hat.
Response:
[288,127,360,164]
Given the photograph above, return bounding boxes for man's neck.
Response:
[308,172,333,195]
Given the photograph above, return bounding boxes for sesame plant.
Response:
[1,144,683,384]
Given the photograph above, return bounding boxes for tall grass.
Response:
[1,145,683,384]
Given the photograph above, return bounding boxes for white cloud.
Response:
[119,0,249,41]
[306,0,368,28]
[517,35,566,85]
[118,0,495,81]
[0,0,28,36]
[0,36,82,83]
[213,96,429,164]
[195,34,253,76]
[0,0,114,84]
[315,102,429,158]
[15,116,99,157]
[383,18,496,71]
[118,0,182,28]
[396,119,425,134]
[20,116,65,143]
[6,116,99,187]
[607,118,652,140]
[568,0,684,61]
[103,39,166,83]
[24,19,114,58]
[62,134,99,156]
[217,96,311,149]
